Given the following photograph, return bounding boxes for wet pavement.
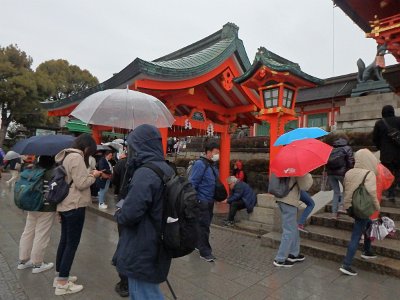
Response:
[1,172,400,300]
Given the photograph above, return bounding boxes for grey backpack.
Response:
[268,173,297,198]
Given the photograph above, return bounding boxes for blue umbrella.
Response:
[274,127,329,146]
[12,135,75,156]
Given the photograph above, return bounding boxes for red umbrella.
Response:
[270,139,333,177]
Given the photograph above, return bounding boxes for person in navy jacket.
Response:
[189,141,220,262]
[224,176,257,226]
[113,124,175,299]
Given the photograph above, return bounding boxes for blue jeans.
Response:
[128,277,163,300]
[197,201,214,257]
[275,202,300,262]
[343,218,372,267]
[56,208,86,279]
[298,191,315,225]
[328,175,344,213]
[98,179,110,205]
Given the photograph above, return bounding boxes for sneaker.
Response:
[200,255,215,262]
[115,281,129,297]
[53,276,78,288]
[17,261,33,270]
[330,213,338,219]
[99,203,108,209]
[361,252,377,259]
[339,265,358,276]
[287,254,306,263]
[273,260,294,268]
[32,262,54,274]
[297,224,308,233]
[223,220,234,227]
[55,281,84,296]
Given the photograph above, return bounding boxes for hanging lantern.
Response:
[184,118,192,130]
[207,123,214,136]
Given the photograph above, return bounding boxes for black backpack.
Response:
[268,172,297,198]
[142,163,199,258]
[46,164,73,205]
[327,147,347,170]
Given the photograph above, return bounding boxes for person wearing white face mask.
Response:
[189,142,220,262]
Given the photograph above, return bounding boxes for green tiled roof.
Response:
[234,47,322,85]
[42,23,251,111]
[66,119,91,133]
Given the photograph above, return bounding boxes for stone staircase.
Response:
[262,198,400,277]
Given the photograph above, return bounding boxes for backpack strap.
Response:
[141,163,170,184]
[382,118,393,130]
[361,171,370,186]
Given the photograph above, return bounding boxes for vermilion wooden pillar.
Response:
[219,128,231,191]
[91,125,102,145]
[159,128,168,155]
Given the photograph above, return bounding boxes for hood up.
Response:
[354,148,379,175]
[333,138,349,147]
[55,148,84,164]
[127,124,164,166]
[382,105,395,118]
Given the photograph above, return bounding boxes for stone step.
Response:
[261,231,400,278]
[234,220,272,233]
[381,199,400,209]
[324,204,400,221]
[256,193,277,208]
[249,206,274,224]
[310,212,400,239]
[300,225,400,259]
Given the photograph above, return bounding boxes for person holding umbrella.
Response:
[270,139,332,267]
[53,134,102,296]
[17,156,57,274]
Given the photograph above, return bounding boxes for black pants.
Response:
[228,199,246,221]
[56,207,86,278]
[382,161,400,198]
[197,201,214,257]
[117,224,128,285]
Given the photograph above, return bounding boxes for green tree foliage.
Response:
[36,59,98,101]
[0,46,99,147]
[0,44,38,147]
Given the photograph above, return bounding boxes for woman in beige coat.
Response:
[339,149,380,276]
[274,173,313,267]
[53,134,102,296]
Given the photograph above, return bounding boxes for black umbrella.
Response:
[12,135,75,156]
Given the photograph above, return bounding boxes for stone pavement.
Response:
[1,173,400,300]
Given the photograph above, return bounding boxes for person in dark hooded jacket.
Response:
[224,176,256,226]
[373,105,400,201]
[326,137,355,218]
[113,124,175,300]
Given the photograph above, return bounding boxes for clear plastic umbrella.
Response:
[70,89,175,129]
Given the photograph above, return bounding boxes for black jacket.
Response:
[112,158,127,197]
[114,124,174,283]
[326,138,355,177]
[373,105,400,164]
[96,157,112,189]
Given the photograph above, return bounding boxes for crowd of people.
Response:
[0,105,399,298]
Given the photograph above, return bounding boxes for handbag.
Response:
[382,118,400,146]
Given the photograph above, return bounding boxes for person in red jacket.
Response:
[233,160,245,182]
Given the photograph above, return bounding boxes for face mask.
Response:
[211,154,220,162]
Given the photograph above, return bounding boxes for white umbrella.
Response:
[103,142,123,152]
[4,151,21,160]
[70,89,175,129]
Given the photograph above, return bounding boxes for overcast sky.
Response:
[1,0,397,82]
